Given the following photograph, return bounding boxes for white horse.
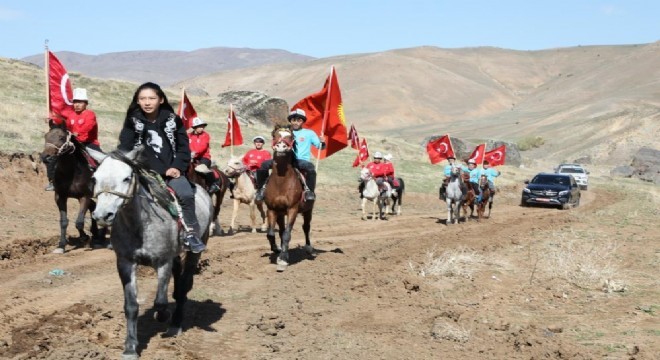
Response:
[445,166,464,225]
[87,147,212,360]
[223,156,267,234]
[360,168,391,220]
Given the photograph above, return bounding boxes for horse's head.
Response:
[223,155,245,177]
[360,167,372,181]
[43,127,75,157]
[91,148,140,226]
[479,174,489,189]
[451,166,462,177]
[271,125,294,154]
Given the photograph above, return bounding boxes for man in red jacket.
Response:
[358,152,390,197]
[242,135,272,171]
[45,88,101,190]
[188,117,220,193]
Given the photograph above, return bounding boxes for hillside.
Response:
[22,47,314,86]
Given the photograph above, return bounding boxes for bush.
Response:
[517,136,545,151]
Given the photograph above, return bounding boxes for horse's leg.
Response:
[277,208,298,272]
[211,193,223,236]
[75,197,91,245]
[249,201,257,233]
[266,210,280,253]
[488,194,493,218]
[168,253,200,336]
[257,201,267,232]
[302,210,314,255]
[53,194,68,254]
[117,258,139,359]
[446,198,452,225]
[229,198,240,235]
[372,198,378,221]
[152,260,174,325]
[361,197,367,220]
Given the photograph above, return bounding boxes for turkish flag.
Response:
[468,143,486,165]
[426,135,455,164]
[352,138,369,167]
[348,124,360,149]
[484,145,506,166]
[291,66,348,159]
[222,109,243,147]
[176,90,198,130]
[47,51,73,117]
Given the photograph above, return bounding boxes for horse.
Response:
[461,172,476,220]
[223,156,267,234]
[42,125,107,253]
[444,166,465,225]
[187,160,229,236]
[475,174,492,221]
[87,147,213,360]
[263,125,315,272]
[387,177,405,216]
[359,168,391,220]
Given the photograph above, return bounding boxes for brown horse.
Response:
[187,160,229,236]
[263,125,315,272]
[475,175,492,221]
[461,172,476,220]
[42,126,106,253]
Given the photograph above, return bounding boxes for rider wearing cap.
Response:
[362,152,391,194]
[242,135,272,171]
[462,159,483,194]
[255,108,326,202]
[439,155,458,199]
[482,160,500,193]
[188,117,220,193]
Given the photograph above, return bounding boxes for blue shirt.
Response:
[444,164,458,176]
[462,166,482,184]
[293,128,321,161]
[482,168,500,183]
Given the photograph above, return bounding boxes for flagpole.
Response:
[315,65,334,171]
[230,104,234,157]
[447,133,455,163]
[44,40,50,126]
[481,143,487,167]
[179,87,185,118]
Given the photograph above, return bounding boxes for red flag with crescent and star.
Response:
[176,90,198,130]
[484,145,506,166]
[291,66,348,159]
[222,109,243,147]
[468,143,486,165]
[352,138,369,167]
[47,51,73,117]
[426,135,455,164]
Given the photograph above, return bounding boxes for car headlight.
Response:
[523,188,530,193]
[558,190,569,196]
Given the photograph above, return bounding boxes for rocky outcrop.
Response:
[423,137,522,167]
[216,91,289,126]
[610,147,660,184]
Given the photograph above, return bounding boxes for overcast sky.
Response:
[1,0,658,59]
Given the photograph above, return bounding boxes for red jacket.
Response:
[383,162,395,177]
[57,108,100,146]
[188,131,211,160]
[242,149,272,171]
[366,162,388,178]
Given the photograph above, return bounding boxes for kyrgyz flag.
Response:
[291,66,348,159]
[47,51,73,117]
[352,138,369,167]
[222,109,243,147]
[176,90,198,130]
[468,143,486,165]
[426,135,455,164]
[484,145,506,166]
[348,124,360,149]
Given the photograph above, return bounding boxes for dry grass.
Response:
[411,247,486,280]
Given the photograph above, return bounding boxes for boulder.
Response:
[610,165,634,178]
[631,147,660,184]
[216,91,289,126]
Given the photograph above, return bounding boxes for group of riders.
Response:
[439,156,501,202]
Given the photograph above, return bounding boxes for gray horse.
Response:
[88,148,212,360]
[445,166,465,225]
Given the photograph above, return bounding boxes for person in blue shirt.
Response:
[439,155,458,199]
[481,160,500,193]
[462,159,482,194]
[255,108,325,202]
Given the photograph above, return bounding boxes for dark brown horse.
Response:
[42,125,106,253]
[461,172,476,220]
[263,125,315,272]
[187,161,229,236]
[475,175,492,221]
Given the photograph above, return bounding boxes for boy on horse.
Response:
[482,160,500,193]
[188,117,221,193]
[243,136,272,171]
[255,108,325,202]
[438,155,458,199]
[362,152,392,194]
[462,159,483,195]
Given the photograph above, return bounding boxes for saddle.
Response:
[81,148,100,171]
[137,169,180,219]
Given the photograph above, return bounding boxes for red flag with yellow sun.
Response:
[291,66,348,159]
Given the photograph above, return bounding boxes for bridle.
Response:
[224,162,247,177]
[45,131,75,156]
[92,156,138,206]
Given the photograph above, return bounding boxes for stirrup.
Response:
[304,189,316,201]
[255,187,265,201]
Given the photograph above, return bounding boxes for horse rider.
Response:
[462,159,483,196]
[255,108,326,202]
[43,88,102,191]
[362,152,390,194]
[383,153,399,195]
[227,135,272,198]
[482,160,500,193]
[117,82,206,253]
[188,117,220,193]
[438,155,458,199]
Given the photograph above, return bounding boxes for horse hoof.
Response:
[251,228,257,234]
[52,248,64,254]
[164,326,182,338]
[276,263,288,272]
[305,245,315,256]
[121,353,139,360]
[154,309,171,323]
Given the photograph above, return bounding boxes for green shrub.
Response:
[517,136,545,151]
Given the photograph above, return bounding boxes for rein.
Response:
[45,131,75,156]
[93,171,137,204]
[225,163,247,177]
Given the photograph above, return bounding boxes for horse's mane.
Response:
[108,149,173,209]
[271,124,292,138]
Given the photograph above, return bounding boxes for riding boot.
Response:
[206,173,220,193]
[255,169,269,201]
[184,230,206,253]
[303,171,316,201]
[228,181,235,199]
[358,181,364,199]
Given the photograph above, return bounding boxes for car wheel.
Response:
[520,199,527,207]
[561,202,570,210]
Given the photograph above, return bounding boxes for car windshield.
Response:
[532,175,569,186]
[559,167,585,174]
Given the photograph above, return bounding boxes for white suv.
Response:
[555,164,589,190]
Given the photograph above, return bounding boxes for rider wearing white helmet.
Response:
[188,117,220,193]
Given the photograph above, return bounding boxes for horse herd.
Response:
[40,124,493,359]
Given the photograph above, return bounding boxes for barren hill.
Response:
[180,43,660,164]
[22,47,314,86]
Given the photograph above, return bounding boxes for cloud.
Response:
[0,6,22,21]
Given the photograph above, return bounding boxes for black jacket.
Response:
[118,109,191,176]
